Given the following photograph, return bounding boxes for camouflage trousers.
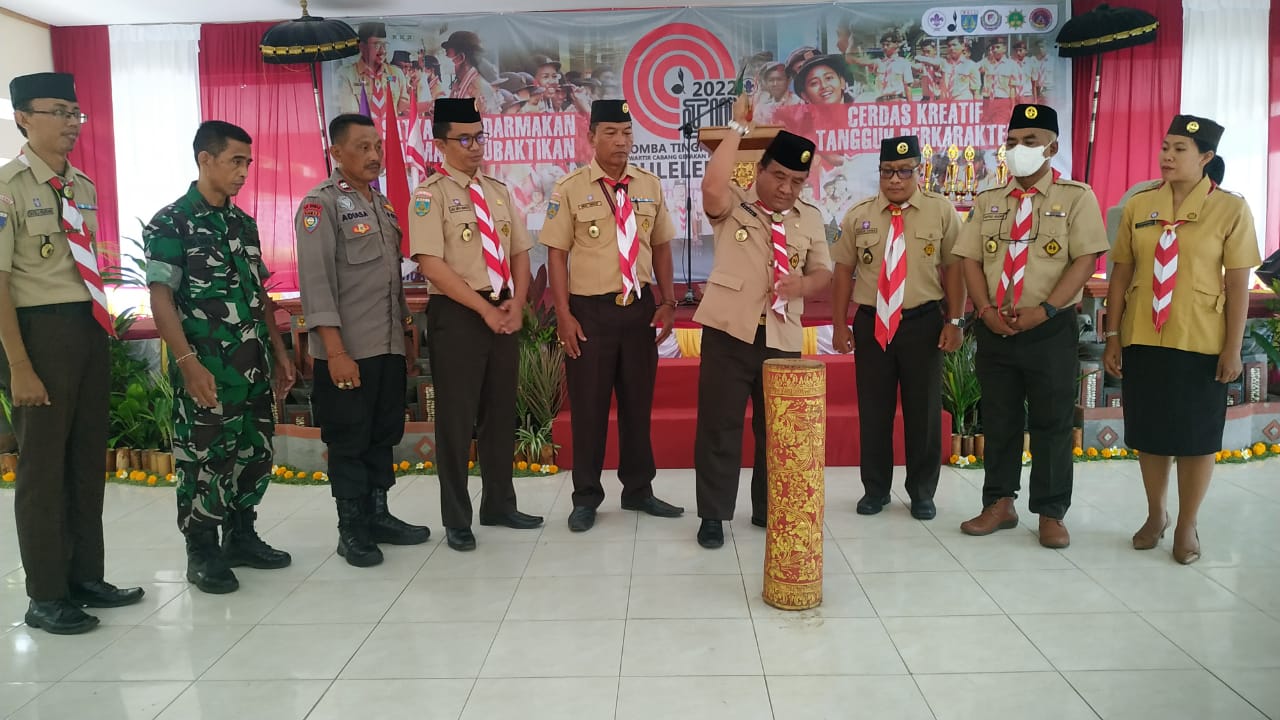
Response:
[173,381,275,533]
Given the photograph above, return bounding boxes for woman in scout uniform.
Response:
[692,94,833,550]
[953,103,1108,550]
[410,97,544,552]
[1103,115,1260,565]
[831,135,965,522]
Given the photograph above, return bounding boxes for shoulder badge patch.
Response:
[546,200,559,220]
[302,202,322,233]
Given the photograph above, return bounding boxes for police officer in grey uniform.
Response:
[295,113,429,568]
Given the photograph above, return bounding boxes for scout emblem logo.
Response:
[862,249,874,264]
[40,239,54,259]
[589,223,600,238]
[32,198,41,208]
[352,223,371,235]
[1187,212,1197,220]
[896,142,909,155]
[501,223,510,236]
[337,196,355,211]
[621,102,630,114]
[800,150,811,164]
[1150,211,1158,219]
[1044,239,1061,256]
[462,226,474,242]
[415,198,430,216]
[302,203,322,233]
[861,220,871,230]
[789,253,800,269]
[642,218,651,231]
[1186,120,1200,133]
[985,239,998,253]
[924,243,936,257]
[1025,106,1038,120]
[62,185,74,200]
[771,212,783,223]
[734,228,748,242]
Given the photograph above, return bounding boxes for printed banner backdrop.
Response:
[324,2,1072,281]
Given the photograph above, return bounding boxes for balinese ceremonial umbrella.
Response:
[1056,4,1159,181]
[260,0,359,172]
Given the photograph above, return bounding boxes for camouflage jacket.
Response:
[144,183,272,389]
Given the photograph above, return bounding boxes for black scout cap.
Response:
[434,97,482,123]
[880,135,920,161]
[1008,103,1058,134]
[765,130,816,172]
[1167,114,1224,151]
[589,99,631,123]
[10,72,77,106]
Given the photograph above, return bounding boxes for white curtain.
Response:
[108,24,201,316]
[1181,0,1270,259]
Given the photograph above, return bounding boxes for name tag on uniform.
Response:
[578,200,602,210]
[738,202,759,218]
[632,197,654,204]
[1134,219,1158,229]
[340,210,369,222]
[27,208,54,218]
[1043,210,1067,218]
[447,204,471,214]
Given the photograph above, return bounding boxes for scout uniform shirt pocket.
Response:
[853,229,881,278]
[1034,212,1069,265]
[915,230,943,267]
[979,212,1006,257]
[342,219,383,265]
[574,202,612,247]
[707,269,744,291]
[1191,277,1226,314]
[633,201,658,240]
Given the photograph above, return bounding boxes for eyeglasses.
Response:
[878,166,919,180]
[445,133,489,148]
[26,109,88,124]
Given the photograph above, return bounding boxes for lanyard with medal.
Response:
[41,181,75,259]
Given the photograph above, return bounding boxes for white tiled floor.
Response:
[2,460,1279,719]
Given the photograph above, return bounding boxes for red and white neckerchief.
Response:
[468,179,513,298]
[1151,219,1185,332]
[757,201,791,318]
[602,176,641,302]
[18,154,113,336]
[874,202,909,349]
[996,186,1038,310]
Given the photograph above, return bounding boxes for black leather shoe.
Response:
[697,519,724,549]
[567,506,596,532]
[368,489,431,545]
[25,599,98,635]
[68,580,145,608]
[479,510,545,529]
[621,496,685,518]
[856,494,891,515]
[223,508,292,569]
[751,515,767,528]
[446,527,477,551]
[910,498,937,520]
[186,528,240,594]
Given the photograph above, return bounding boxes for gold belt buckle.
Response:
[615,292,634,307]
[758,315,767,326]
[489,291,500,302]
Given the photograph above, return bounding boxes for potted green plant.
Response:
[942,330,981,458]
[515,267,565,465]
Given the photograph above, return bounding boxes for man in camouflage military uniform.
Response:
[146,121,294,594]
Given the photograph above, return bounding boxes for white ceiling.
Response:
[3,0,820,27]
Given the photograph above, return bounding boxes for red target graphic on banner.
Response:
[623,23,736,140]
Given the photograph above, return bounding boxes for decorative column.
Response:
[761,358,826,611]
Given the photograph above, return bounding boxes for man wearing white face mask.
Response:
[952,104,1108,549]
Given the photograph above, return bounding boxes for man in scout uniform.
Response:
[295,113,429,568]
[335,22,412,119]
[693,95,833,549]
[954,104,1108,549]
[410,98,544,552]
[541,99,682,533]
[0,72,143,634]
[831,136,965,521]
[146,121,295,594]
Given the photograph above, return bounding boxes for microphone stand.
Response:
[677,96,734,305]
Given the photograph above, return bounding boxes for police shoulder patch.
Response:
[302,202,322,233]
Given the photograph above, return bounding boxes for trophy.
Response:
[996,145,1009,186]
[944,144,960,202]
[963,145,976,203]
[922,144,934,192]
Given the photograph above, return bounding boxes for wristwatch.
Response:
[727,119,750,137]
[1040,302,1059,319]
[947,317,964,328]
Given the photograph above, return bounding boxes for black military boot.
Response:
[336,498,384,567]
[368,488,430,545]
[223,507,292,569]
[185,527,239,594]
